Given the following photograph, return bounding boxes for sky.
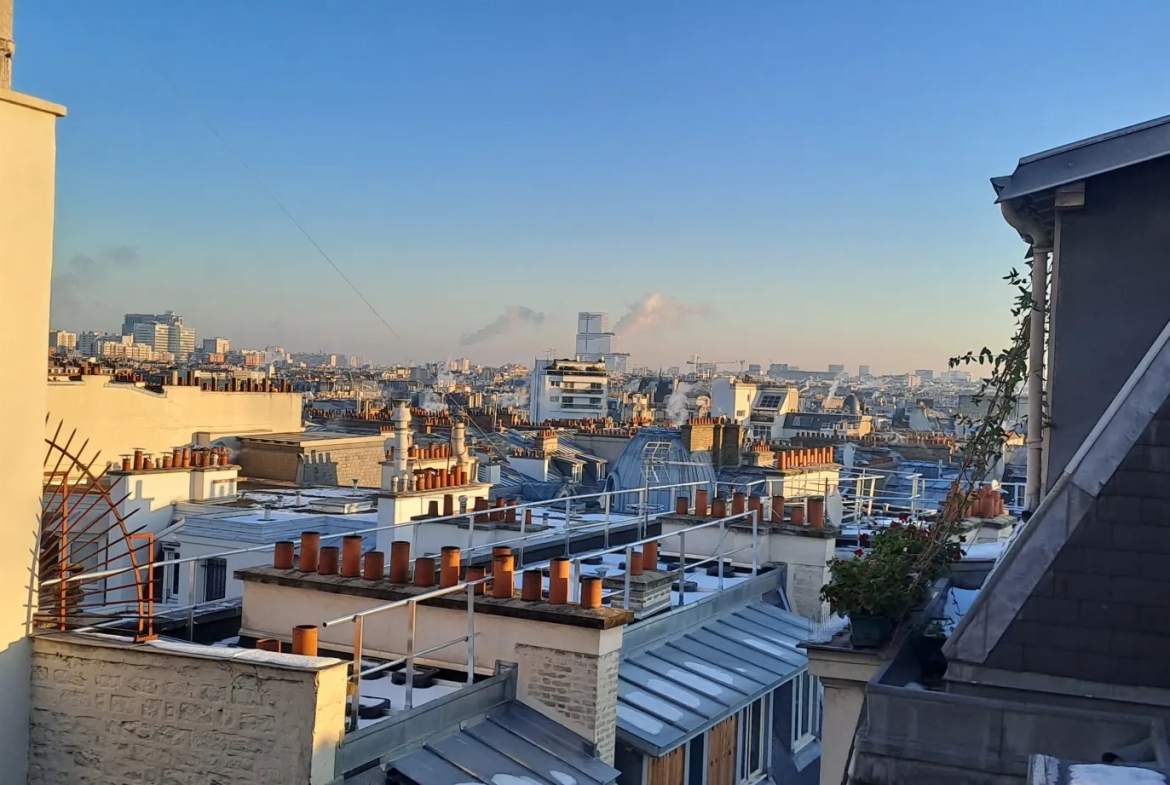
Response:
[17,1,1170,373]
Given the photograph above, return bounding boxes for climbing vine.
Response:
[908,260,1040,581]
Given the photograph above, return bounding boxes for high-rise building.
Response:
[859,365,871,378]
[123,311,195,360]
[915,369,935,381]
[202,337,230,354]
[48,329,76,353]
[828,364,845,374]
[574,311,629,372]
[132,322,170,353]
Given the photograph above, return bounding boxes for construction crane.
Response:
[686,358,747,378]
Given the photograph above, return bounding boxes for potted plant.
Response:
[819,524,960,648]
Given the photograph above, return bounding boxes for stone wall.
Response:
[28,634,347,785]
[238,441,384,488]
[515,643,621,764]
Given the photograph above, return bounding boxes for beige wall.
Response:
[29,634,347,785]
[0,87,66,785]
[46,375,302,461]
[240,580,622,673]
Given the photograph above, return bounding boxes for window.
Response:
[686,733,706,785]
[790,671,822,752]
[737,694,769,782]
[203,558,227,602]
[758,393,786,409]
[162,546,181,603]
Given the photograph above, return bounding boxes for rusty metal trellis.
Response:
[37,417,157,641]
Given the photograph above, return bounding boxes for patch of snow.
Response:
[1067,764,1166,784]
[743,637,799,660]
[805,614,850,644]
[962,541,1007,560]
[626,690,685,721]
[492,775,544,785]
[618,704,666,736]
[684,660,735,686]
[1031,755,1060,785]
[548,772,576,785]
[144,639,338,669]
[662,668,724,698]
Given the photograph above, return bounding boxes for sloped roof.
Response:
[946,317,1170,667]
[994,114,1170,202]
[616,601,812,756]
[384,702,619,785]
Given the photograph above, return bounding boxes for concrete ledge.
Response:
[0,88,66,116]
[237,566,633,630]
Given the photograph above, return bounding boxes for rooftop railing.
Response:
[316,505,764,735]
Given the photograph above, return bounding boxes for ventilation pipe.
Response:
[1001,198,1053,511]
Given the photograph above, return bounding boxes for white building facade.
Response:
[529,358,609,422]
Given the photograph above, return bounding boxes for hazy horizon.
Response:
[23,1,1170,371]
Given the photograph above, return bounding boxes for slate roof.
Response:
[616,601,813,756]
[993,113,1170,202]
[384,701,620,785]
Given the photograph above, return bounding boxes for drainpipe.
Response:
[1000,200,1052,511]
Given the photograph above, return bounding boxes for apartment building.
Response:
[530,358,609,423]
[47,328,75,352]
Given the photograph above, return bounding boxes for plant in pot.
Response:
[820,548,921,648]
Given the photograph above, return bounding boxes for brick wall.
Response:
[29,634,347,785]
[515,643,620,764]
[239,442,384,488]
[984,396,1170,688]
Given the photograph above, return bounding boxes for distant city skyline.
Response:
[52,308,958,377]
[25,2,1170,370]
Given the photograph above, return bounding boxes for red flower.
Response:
[854,548,865,557]
[959,535,967,543]
[890,519,901,529]
[899,513,909,521]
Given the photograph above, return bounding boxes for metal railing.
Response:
[321,574,490,732]
[316,505,765,734]
[37,479,713,638]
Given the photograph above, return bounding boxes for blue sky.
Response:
[18,1,1170,371]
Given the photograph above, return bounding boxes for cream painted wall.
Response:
[240,580,622,672]
[0,86,65,784]
[46,375,302,460]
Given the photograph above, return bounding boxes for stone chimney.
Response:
[538,429,558,455]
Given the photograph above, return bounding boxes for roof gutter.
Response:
[999,197,1052,248]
